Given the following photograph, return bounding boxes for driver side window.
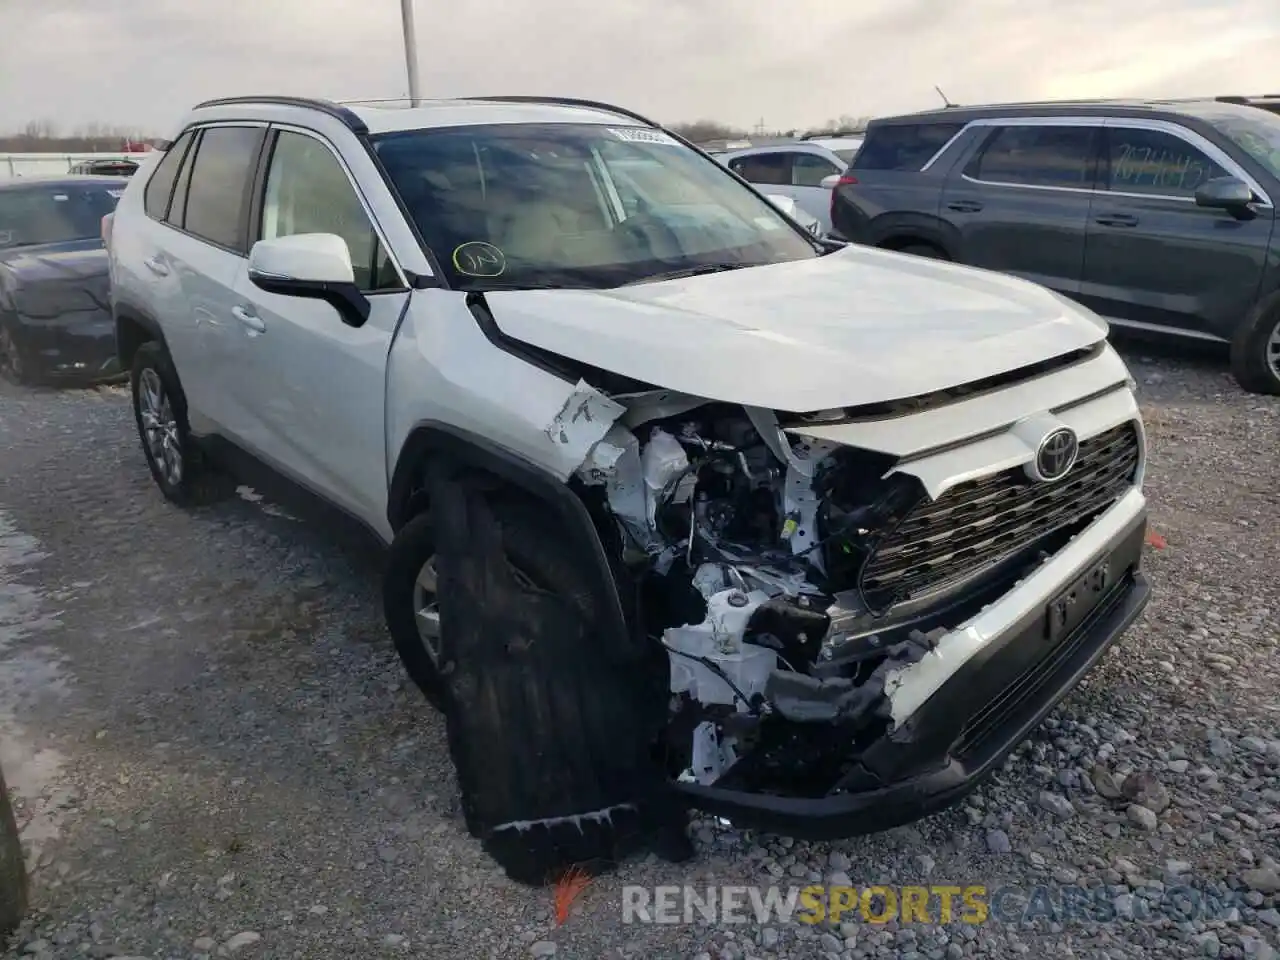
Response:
[259,130,400,291]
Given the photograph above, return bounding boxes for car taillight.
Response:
[829,174,858,226]
[101,214,114,250]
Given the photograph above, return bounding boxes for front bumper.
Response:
[675,489,1151,839]
[5,314,123,383]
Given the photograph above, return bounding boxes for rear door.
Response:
[788,150,844,232]
[153,123,266,432]
[833,121,965,242]
[939,121,1100,296]
[1078,120,1273,340]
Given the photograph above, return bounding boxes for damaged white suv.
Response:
[107,95,1152,885]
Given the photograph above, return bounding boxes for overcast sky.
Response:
[3,0,1280,135]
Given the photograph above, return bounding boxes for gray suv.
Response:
[830,98,1280,394]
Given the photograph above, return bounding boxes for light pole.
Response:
[400,0,422,106]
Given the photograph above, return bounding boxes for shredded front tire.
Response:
[425,467,690,885]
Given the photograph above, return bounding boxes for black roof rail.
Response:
[191,95,368,134]
[464,95,660,128]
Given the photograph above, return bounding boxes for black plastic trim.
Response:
[247,273,371,327]
[385,420,630,649]
[193,96,369,134]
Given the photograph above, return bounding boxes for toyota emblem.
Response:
[1033,427,1080,482]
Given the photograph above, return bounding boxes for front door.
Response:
[226,127,410,530]
[1078,122,1274,340]
[940,122,1100,296]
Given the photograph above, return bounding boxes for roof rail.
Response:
[191,96,368,134]
[463,95,660,128]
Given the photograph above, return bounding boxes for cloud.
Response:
[2,0,1279,134]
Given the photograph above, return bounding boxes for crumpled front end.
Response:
[558,341,1151,833]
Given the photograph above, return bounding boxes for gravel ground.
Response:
[1,343,1277,960]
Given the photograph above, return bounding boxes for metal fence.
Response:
[0,152,153,179]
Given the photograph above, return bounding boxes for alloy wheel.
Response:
[138,368,183,486]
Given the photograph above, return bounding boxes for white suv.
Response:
[107,95,1152,886]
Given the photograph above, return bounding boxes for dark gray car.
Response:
[0,176,127,384]
[830,99,1280,394]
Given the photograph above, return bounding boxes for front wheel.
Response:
[0,323,30,385]
[130,341,233,505]
[1230,302,1280,395]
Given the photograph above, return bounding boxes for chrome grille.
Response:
[860,421,1140,611]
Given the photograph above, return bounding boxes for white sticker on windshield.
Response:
[607,127,679,146]
[53,194,69,202]
[753,216,783,231]
[108,189,125,198]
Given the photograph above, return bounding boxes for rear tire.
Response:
[408,475,685,885]
[1229,301,1280,395]
[130,341,234,506]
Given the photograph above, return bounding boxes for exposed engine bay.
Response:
[557,372,1144,800]
[571,396,967,793]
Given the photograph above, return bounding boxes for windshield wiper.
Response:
[621,262,752,286]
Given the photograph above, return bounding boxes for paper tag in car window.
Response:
[52,194,69,201]
[607,127,679,146]
[108,189,125,198]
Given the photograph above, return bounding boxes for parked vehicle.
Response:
[830,98,1280,394]
[0,175,129,384]
[718,141,857,234]
[108,94,1151,885]
[1216,94,1280,118]
[69,158,139,177]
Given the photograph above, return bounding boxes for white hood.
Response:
[484,245,1107,412]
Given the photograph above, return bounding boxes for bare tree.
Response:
[0,120,158,153]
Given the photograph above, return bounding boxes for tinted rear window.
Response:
[181,126,263,252]
[852,122,965,171]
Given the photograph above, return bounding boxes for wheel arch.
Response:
[387,422,630,638]
[114,303,168,373]
[866,212,959,259]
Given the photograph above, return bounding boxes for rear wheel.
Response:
[1229,301,1280,395]
[130,341,233,505]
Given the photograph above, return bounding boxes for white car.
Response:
[718,138,863,234]
[107,94,1151,886]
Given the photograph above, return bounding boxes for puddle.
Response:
[0,509,71,863]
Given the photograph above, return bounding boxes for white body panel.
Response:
[484,244,1107,412]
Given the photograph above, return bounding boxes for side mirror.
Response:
[247,233,371,328]
[1195,176,1256,218]
[820,174,842,190]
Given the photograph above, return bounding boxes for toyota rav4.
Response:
[106,94,1152,886]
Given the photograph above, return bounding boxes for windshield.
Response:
[371,122,819,290]
[1197,109,1280,180]
[0,183,122,250]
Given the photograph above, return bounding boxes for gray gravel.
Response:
[1,343,1277,960]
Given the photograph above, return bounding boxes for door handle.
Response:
[142,256,169,277]
[231,305,266,333]
[1094,213,1139,228]
[947,200,984,213]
